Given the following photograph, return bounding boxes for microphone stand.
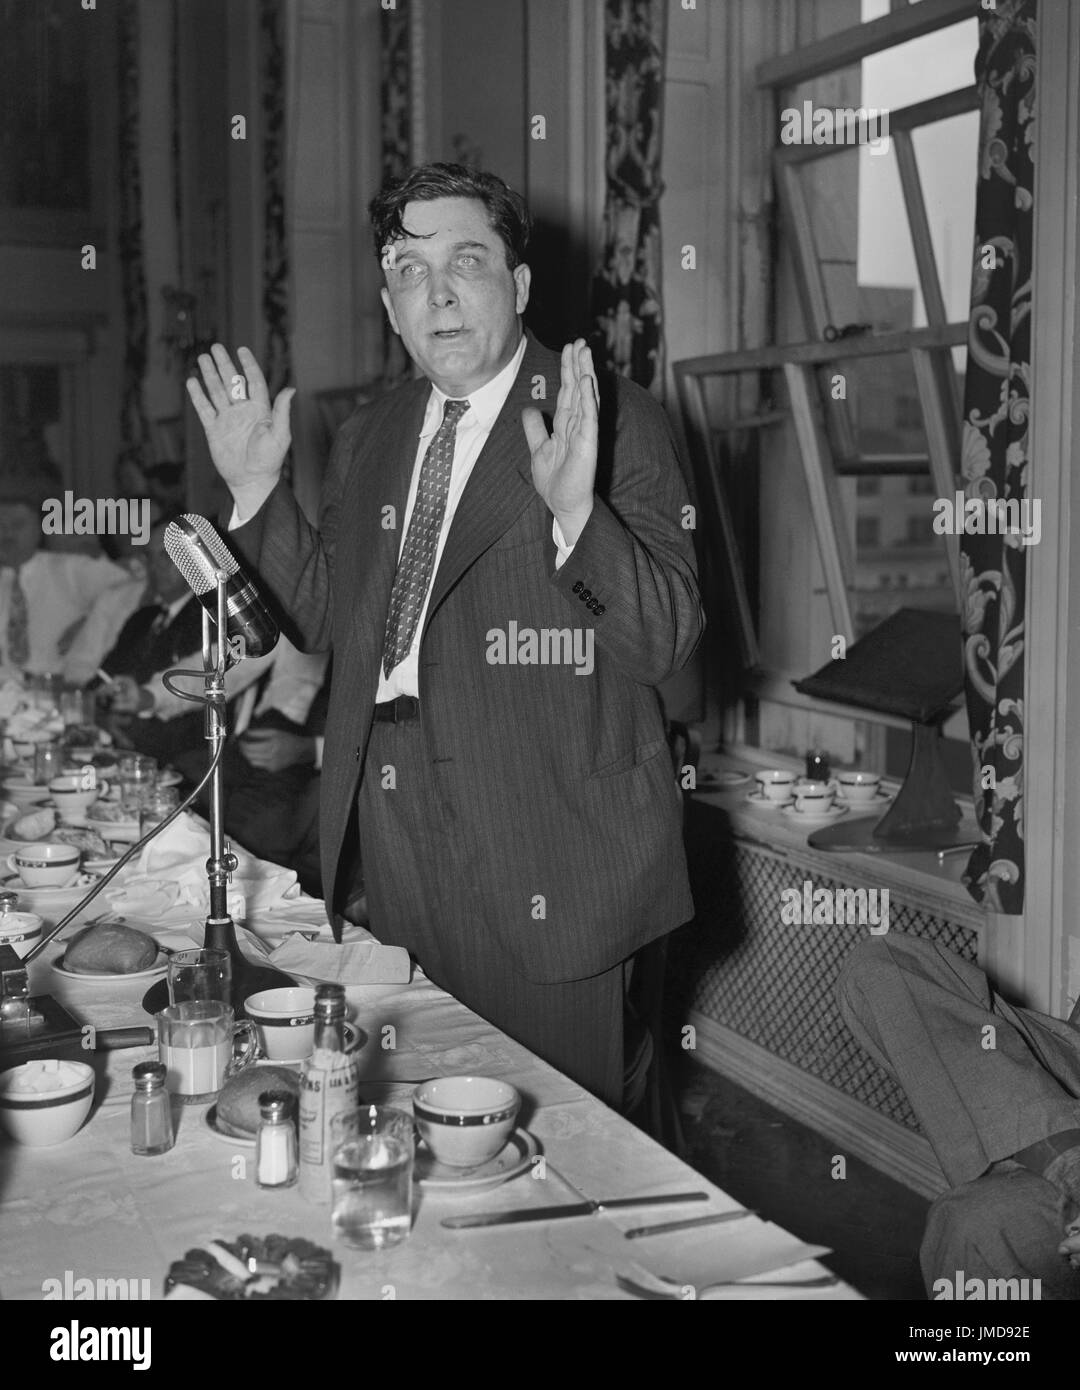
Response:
[141,572,296,1017]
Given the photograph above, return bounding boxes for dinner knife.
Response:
[441,1191,710,1230]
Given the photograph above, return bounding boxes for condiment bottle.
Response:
[130,1061,174,1156]
[255,1090,298,1189]
[298,984,359,1204]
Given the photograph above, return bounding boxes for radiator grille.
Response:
[672,837,979,1131]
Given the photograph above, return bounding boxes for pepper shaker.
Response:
[131,1061,174,1156]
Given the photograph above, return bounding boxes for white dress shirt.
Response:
[229,330,573,703]
[0,550,133,680]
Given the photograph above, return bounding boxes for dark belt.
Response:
[373,695,420,723]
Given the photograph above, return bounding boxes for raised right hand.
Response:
[186,344,295,514]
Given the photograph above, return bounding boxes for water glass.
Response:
[330,1105,414,1250]
[33,742,63,784]
[60,689,95,728]
[167,947,232,1007]
[139,784,179,837]
[118,753,157,814]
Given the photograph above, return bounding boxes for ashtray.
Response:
[164,1234,339,1300]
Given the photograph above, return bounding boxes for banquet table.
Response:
[0,844,860,1302]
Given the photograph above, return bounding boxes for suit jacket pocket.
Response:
[588,737,669,779]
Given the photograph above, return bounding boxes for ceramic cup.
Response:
[793,779,837,814]
[754,770,797,803]
[836,771,882,804]
[6,841,81,888]
[48,772,108,825]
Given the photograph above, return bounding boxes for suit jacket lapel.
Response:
[423,333,555,627]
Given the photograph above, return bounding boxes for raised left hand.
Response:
[521,339,598,546]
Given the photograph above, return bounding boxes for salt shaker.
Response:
[130,1061,174,1156]
[256,1091,298,1189]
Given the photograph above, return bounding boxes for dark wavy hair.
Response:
[369,163,531,271]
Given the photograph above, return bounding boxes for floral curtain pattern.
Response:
[117,0,150,463]
[260,0,291,401]
[589,0,667,397]
[380,0,412,379]
[960,0,1036,913]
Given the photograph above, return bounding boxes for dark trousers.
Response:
[355,717,625,1109]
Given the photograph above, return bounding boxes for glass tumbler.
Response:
[330,1105,415,1250]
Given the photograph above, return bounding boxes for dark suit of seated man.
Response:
[99,517,328,888]
[838,934,1080,1299]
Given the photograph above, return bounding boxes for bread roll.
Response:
[217,1066,300,1136]
[63,923,159,975]
[14,807,57,841]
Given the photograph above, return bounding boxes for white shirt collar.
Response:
[424,332,527,433]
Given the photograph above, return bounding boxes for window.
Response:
[674,0,978,789]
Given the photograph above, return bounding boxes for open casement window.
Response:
[674,0,978,788]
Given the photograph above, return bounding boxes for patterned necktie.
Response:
[382,397,470,678]
[6,567,29,669]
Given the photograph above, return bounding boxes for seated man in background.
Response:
[0,482,134,683]
[837,933,1080,1299]
[101,533,328,889]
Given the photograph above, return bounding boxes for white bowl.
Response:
[244,986,317,1061]
[0,910,44,958]
[0,1060,95,1146]
[412,1076,521,1168]
[1,780,52,811]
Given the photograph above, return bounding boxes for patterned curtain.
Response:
[960,0,1036,913]
[589,0,667,397]
[380,0,412,381]
[260,0,290,400]
[117,0,149,462]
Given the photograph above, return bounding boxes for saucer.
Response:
[698,769,751,791]
[415,1128,540,1190]
[781,802,849,825]
[205,1105,257,1145]
[835,788,892,808]
[746,790,794,809]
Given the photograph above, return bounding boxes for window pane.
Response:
[841,473,955,638]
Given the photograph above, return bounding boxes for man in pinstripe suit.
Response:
[187,164,703,1108]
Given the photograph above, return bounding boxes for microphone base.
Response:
[142,913,298,1020]
[142,960,298,1021]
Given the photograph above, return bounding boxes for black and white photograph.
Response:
[1,0,1079,1348]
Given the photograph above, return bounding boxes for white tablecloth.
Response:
[0,877,860,1301]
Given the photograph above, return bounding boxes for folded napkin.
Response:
[104,812,304,923]
[265,934,412,986]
